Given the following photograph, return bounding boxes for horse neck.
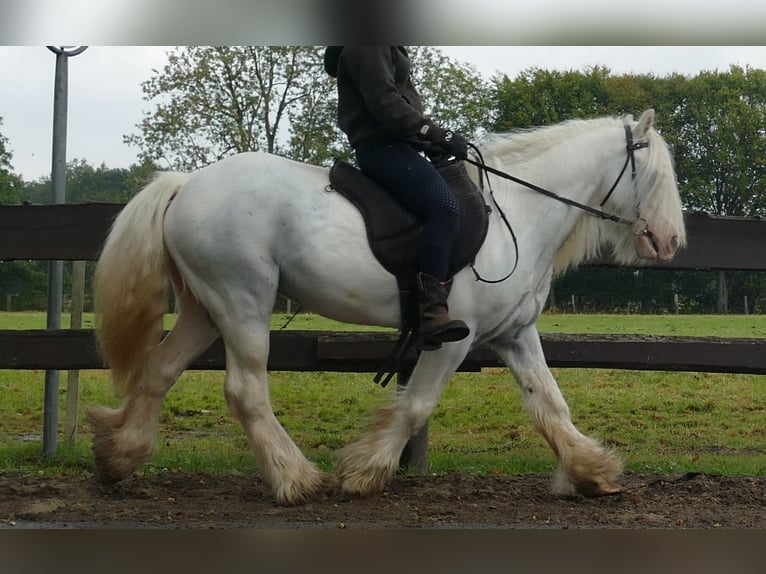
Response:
[482,127,620,267]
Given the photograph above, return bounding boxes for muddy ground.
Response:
[2,470,766,529]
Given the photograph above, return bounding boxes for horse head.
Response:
[593,109,686,268]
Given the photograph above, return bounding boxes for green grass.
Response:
[536,313,766,338]
[5,310,766,337]
[2,311,766,479]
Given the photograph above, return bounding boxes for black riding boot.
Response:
[416,273,470,351]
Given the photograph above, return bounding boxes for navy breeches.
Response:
[354,139,460,281]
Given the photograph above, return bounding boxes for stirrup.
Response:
[374,326,419,387]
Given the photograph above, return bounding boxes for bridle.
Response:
[599,124,650,210]
[464,122,653,283]
[466,122,649,228]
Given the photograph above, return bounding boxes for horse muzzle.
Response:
[634,219,680,262]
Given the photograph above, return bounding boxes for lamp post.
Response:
[42,45,87,459]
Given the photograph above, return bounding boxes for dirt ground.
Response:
[2,470,766,529]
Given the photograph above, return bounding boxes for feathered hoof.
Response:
[88,406,153,485]
[553,444,624,498]
[574,477,623,497]
[335,456,392,498]
[274,470,339,506]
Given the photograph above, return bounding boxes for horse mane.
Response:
[478,115,682,276]
[478,116,620,167]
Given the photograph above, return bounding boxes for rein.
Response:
[464,123,651,283]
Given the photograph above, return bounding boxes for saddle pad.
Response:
[329,160,490,279]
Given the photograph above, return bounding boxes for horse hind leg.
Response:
[89,288,219,484]
[221,325,337,505]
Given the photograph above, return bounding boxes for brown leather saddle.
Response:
[328,159,490,280]
[327,159,490,385]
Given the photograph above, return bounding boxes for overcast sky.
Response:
[1,46,766,182]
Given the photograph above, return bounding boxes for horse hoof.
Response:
[275,471,339,506]
[577,479,623,497]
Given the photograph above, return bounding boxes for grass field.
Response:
[2,311,766,478]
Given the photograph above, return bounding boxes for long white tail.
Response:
[93,172,189,396]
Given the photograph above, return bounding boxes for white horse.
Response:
[89,109,685,505]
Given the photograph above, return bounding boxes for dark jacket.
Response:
[335,46,431,148]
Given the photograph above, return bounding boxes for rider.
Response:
[324,45,470,349]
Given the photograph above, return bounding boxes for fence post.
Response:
[65,260,86,446]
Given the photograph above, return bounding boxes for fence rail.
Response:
[1,204,766,270]
[2,329,766,374]
[2,205,766,375]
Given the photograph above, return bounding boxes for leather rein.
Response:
[463,123,652,284]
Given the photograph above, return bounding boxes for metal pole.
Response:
[42,45,87,459]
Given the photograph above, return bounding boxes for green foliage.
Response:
[408,46,496,139]
[664,65,766,218]
[285,48,349,167]
[22,158,158,204]
[551,268,720,314]
[0,117,23,204]
[125,46,497,171]
[494,66,608,129]
[0,262,48,310]
[125,46,331,171]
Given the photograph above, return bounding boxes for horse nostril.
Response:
[670,235,679,250]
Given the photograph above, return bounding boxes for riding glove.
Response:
[418,121,469,160]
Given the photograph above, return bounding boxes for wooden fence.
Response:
[2,205,766,373]
[2,204,766,467]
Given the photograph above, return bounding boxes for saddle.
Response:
[328,159,490,384]
[329,159,490,280]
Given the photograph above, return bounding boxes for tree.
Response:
[0,118,23,204]
[125,46,330,171]
[664,66,766,312]
[493,66,607,130]
[286,50,347,167]
[668,66,766,217]
[23,158,159,204]
[128,46,498,172]
[408,47,495,137]
[490,65,766,314]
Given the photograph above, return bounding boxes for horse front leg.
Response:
[336,341,471,497]
[493,326,623,496]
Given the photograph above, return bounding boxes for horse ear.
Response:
[634,109,655,138]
